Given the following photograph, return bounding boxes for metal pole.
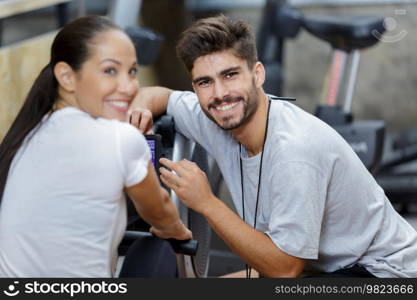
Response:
[0,20,3,47]
[343,50,361,113]
[75,0,86,17]
[56,3,70,27]
[323,50,348,106]
[108,0,142,28]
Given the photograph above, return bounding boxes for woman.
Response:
[0,15,191,277]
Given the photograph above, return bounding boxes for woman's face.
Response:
[72,29,139,121]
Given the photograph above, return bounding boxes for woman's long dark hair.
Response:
[0,15,120,202]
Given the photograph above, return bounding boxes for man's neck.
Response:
[232,92,269,157]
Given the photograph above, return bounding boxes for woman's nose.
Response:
[119,75,138,96]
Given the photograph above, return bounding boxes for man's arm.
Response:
[203,198,305,277]
[159,158,305,278]
[128,86,173,133]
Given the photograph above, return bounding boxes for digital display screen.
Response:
[147,140,156,167]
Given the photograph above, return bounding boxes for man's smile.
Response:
[213,102,239,111]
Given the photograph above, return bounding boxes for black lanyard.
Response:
[239,99,272,278]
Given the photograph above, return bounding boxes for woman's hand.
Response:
[127,107,153,134]
[150,220,192,240]
[127,86,173,133]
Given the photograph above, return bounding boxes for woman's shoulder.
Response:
[48,107,146,146]
[105,119,144,139]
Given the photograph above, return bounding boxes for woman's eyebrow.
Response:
[100,58,121,65]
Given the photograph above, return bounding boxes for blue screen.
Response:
[147,140,156,167]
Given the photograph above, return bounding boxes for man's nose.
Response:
[212,81,228,101]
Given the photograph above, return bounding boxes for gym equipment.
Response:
[110,0,164,66]
[123,231,198,256]
[125,26,164,66]
[121,116,213,278]
[109,1,211,277]
[259,0,417,211]
[376,130,417,213]
[258,0,386,173]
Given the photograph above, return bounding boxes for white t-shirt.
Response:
[0,107,150,277]
[167,90,417,278]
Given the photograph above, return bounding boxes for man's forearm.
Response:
[133,86,173,117]
[158,155,305,277]
[201,198,304,278]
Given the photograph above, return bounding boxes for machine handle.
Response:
[124,231,198,256]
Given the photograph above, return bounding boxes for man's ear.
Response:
[253,61,266,88]
[54,62,76,92]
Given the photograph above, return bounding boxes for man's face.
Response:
[191,50,263,131]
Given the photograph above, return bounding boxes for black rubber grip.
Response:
[124,231,198,256]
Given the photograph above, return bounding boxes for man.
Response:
[129,15,417,277]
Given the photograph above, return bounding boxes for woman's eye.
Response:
[104,68,116,75]
[129,68,138,76]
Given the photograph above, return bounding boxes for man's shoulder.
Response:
[167,90,200,118]
[169,90,198,105]
[269,101,342,166]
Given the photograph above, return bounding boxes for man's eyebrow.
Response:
[192,66,241,84]
[219,66,241,76]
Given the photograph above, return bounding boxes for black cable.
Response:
[239,99,272,278]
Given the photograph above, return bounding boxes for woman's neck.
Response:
[54,89,77,111]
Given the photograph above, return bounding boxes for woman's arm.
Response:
[126,162,191,240]
[127,87,173,133]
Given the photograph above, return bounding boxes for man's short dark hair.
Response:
[176,14,258,73]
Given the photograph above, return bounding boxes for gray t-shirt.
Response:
[167,90,417,277]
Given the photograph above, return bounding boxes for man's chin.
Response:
[216,119,244,131]
[203,109,244,130]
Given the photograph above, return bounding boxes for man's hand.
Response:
[127,107,153,134]
[159,158,217,214]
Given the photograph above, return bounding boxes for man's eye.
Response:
[104,68,116,75]
[198,80,210,86]
[225,72,237,78]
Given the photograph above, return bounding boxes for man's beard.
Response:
[201,81,259,131]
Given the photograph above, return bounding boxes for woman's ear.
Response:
[54,62,76,92]
[253,61,266,88]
